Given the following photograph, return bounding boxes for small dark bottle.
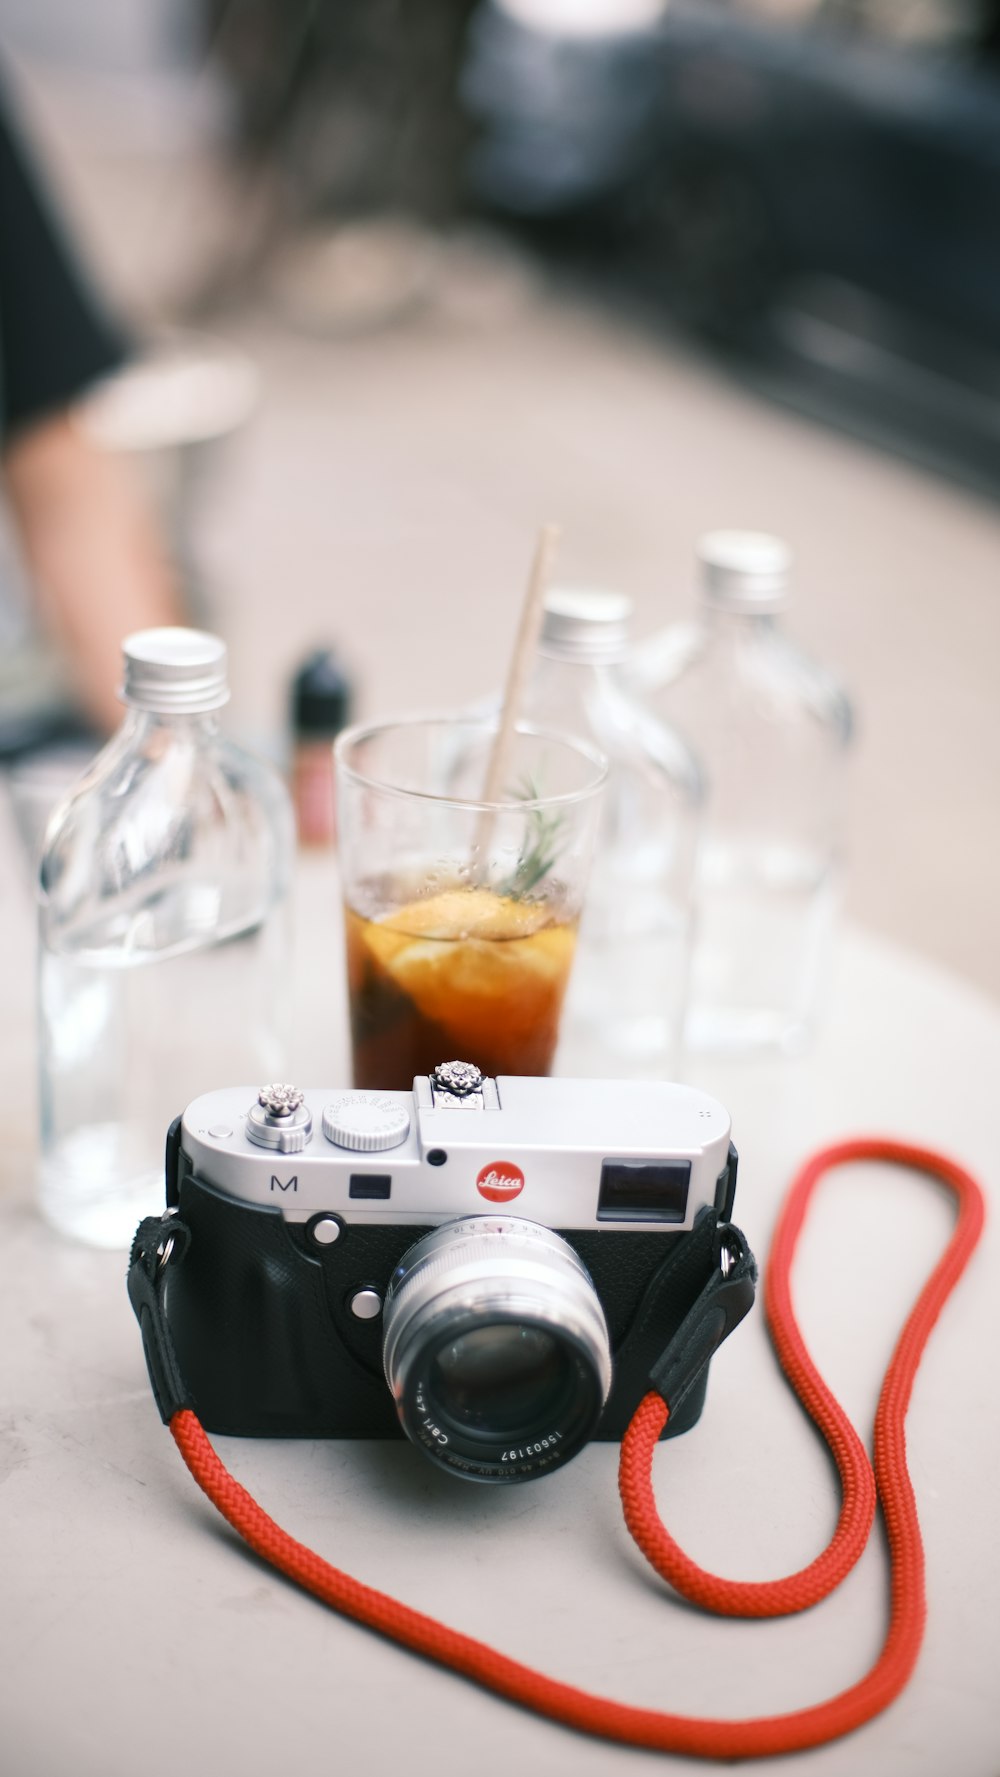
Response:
[290,649,353,847]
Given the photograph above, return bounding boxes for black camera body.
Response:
[158,1067,743,1481]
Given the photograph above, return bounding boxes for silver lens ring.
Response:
[383,1217,612,1483]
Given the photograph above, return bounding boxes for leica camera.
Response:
[153,1062,745,1483]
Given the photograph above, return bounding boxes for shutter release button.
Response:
[246,1084,313,1154]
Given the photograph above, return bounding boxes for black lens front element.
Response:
[402,1312,604,1483]
[429,1324,575,1440]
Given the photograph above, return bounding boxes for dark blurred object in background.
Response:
[290,645,353,848]
[205,0,478,220]
[461,0,1000,489]
[199,1,477,255]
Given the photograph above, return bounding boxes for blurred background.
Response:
[0,0,997,996]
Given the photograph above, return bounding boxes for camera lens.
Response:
[382,1218,612,1483]
[431,1325,572,1437]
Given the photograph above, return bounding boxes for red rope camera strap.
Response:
[170,1136,985,1760]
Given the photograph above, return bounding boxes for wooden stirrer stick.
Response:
[472,522,560,882]
[480,521,560,809]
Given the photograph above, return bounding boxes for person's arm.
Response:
[0,74,185,731]
[4,414,181,733]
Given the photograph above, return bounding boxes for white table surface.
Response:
[1,823,997,1777]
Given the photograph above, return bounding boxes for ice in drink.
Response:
[345,886,578,1088]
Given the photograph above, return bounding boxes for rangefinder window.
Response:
[597,1158,690,1223]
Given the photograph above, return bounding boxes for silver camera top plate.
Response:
[180,1072,733,1233]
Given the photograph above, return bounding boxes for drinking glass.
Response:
[334,716,607,1088]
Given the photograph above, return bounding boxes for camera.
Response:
[155,1062,743,1483]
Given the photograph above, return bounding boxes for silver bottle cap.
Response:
[539,588,633,664]
[696,532,790,612]
[120,628,230,713]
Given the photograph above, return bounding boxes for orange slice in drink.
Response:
[384,889,553,942]
[362,890,575,1043]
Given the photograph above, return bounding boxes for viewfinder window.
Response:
[597,1158,690,1223]
[349,1174,392,1200]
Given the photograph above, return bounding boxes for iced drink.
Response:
[334,716,606,1091]
[346,887,577,1088]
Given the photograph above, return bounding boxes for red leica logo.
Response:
[476,1161,525,1203]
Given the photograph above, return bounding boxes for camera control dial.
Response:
[323,1095,411,1153]
[246,1083,314,1154]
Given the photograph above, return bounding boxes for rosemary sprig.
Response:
[497,774,567,900]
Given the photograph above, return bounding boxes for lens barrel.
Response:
[382,1217,612,1483]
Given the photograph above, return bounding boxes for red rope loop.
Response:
[170,1137,985,1760]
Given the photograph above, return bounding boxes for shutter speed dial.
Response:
[323,1095,411,1153]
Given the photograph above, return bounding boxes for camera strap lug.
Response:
[127,1213,194,1424]
[647,1224,756,1418]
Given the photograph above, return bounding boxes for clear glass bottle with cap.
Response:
[37,627,294,1248]
[510,587,701,1077]
[633,532,853,1055]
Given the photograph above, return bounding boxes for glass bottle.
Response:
[38,628,294,1248]
[515,587,701,1077]
[290,647,353,848]
[633,532,853,1055]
